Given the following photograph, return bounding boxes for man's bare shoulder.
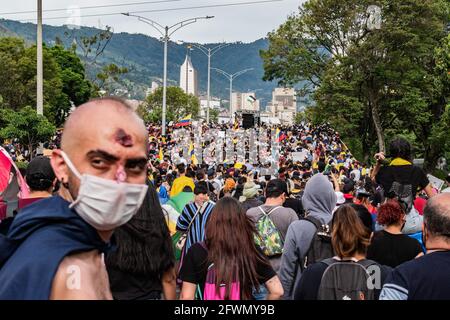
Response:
[50,250,112,300]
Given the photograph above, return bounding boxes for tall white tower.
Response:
[179,53,198,97]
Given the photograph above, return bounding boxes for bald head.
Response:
[51,97,149,202]
[61,97,147,152]
[424,193,450,241]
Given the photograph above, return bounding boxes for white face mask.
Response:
[61,151,148,231]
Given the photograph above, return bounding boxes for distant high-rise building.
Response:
[179,53,198,97]
[269,87,297,125]
[231,92,260,112]
[146,81,160,97]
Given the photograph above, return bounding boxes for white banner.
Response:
[427,174,445,191]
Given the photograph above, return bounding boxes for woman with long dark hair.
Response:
[179,197,283,300]
[106,182,176,300]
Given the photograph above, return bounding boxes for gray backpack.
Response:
[317,258,377,300]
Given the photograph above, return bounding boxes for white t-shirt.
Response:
[351,169,361,182]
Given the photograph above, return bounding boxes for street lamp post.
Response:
[187,43,230,123]
[36,0,44,156]
[211,67,253,123]
[122,13,214,136]
[37,0,43,116]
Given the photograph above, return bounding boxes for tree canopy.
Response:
[138,86,200,124]
[0,106,56,156]
[0,38,92,128]
[261,0,450,170]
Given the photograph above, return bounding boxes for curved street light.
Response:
[211,67,253,123]
[122,13,214,135]
[183,42,230,123]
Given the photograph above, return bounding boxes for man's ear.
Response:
[51,150,69,184]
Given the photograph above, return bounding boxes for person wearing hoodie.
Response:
[278,173,336,300]
[0,97,149,299]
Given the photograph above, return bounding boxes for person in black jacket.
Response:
[371,137,434,234]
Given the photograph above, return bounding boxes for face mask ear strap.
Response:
[60,151,82,180]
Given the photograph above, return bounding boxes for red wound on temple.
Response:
[115,129,133,147]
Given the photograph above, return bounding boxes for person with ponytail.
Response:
[294,205,391,300]
[106,182,176,300]
[179,197,283,300]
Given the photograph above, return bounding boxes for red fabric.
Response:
[0,151,12,193]
[0,202,7,220]
[18,197,46,210]
[414,197,427,216]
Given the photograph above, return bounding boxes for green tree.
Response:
[0,37,92,128]
[94,63,129,95]
[261,0,385,154]
[0,106,56,156]
[67,26,113,65]
[209,108,220,123]
[142,87,200,124]
[262,0,449,168]
[48,45,92,127]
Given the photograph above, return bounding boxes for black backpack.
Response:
[317,258,378,300]
[301,216,334,270]
[387,169,414,213]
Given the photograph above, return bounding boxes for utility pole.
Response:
[37,0,43,116]
[36,0,44,156]
[122,13,214,135]
[185,43,230,123]
[212,67,253,124]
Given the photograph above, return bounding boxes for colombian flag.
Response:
[276,128,286,143]
[233,117,239,130]
[188,142,198,165]
[175,114,192,127]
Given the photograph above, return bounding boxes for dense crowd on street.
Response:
[0,97,449,300]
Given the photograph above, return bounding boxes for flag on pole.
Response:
[175,114,192,127]
[188,141,198,165]
[247,95,256,103]
[276,128,287,143]
[188,141,194,157]
[233,117,239,130]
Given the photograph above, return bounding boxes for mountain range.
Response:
[0,18,282,107]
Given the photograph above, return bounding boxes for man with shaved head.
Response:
[380,193,450,300]
[0,98,149,299]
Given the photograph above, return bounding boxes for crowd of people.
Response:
[0,96,449,300]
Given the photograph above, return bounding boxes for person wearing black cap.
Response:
[354,187,377,217]
[19,156,57,209]
[342,181,355,204]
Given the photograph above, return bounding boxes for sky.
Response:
[1,0,305,43]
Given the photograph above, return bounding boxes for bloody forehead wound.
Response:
[115,129,133,147]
